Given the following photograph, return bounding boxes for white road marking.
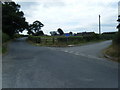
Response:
[62,50,103,60]
[74,52,80,55]
[64,50,69,53]
[68,51,74,53]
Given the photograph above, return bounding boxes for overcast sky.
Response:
[14,0,119,35]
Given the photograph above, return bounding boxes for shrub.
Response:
[100,33,116,40]
[28,35,41,43]
[83,34,99,41]
[13,34,21,38]
[57,36,84,44]
[2,33,10,43]
[113,32,120,45]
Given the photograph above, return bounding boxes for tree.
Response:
[27,24,34,35]
[50,31,58,36]
[69,32,73,36]
[115,15,120,45]
[35,31,44,36]
[57,28,64,35]
[117,15,120,32]
[32,20,44,33]
[2,2,28,37]
[27,20,44,36]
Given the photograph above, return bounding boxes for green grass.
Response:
[0,46,2,54]
[2,33,10,54]
[2,45,7,54]
[104,44,120,62]
[2,33,10,43]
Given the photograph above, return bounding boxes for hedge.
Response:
[2,33,10,43]
[28,33,116,45]
[113,32,120,45]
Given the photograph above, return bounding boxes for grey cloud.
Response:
[92,22,117,27]
[18,1,65,9]
[17,2,39,9]
[42,2,65,8]
[1,0,12,2]
[102,23,117,27]
[15,0,118,34]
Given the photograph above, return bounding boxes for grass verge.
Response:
[103,45,119,62]
[2,43,8,54]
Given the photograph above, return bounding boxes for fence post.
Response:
[38,37,41,43]
[66,37,68,44]
[53,37,54,44]
[45,38,47,44]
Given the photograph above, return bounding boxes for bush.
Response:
[100,34,116,40]
[57,36,84,44]
[13,34,21,38]
[113,32,120,45]
[28,35,41,43]
[2,33,10,43]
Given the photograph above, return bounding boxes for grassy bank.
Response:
[104,32,120,62]
[2,33,10,54]
[104,44,119,62]
[2,33,28,54]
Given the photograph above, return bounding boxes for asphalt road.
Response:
[2,38,118,88]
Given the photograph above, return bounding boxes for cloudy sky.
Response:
[14,0,119,35]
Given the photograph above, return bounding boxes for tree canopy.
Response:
[27,20,44,36]
[2,2,28,37]
[57,28,64,35]
[69,32,73,35]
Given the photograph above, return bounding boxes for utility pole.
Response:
[99,15,101,35]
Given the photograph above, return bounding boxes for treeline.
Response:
[2,1,44,41]
[2,2,28,37]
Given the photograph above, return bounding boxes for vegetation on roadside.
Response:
[104,15,120,62]
[2,33,28,54]
[104,44,119,62]
[2,2,30,54]
[2,33,10,54]
[2,33,10,43]
[2,2,28,37]
[28,33,115,47]
[103,32,119,62]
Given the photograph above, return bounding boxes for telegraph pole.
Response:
[99,15,101,35]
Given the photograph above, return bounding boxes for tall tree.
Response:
[32,20,44,33]
[69,32,73,36]
[57,28,64,35]
[27,24,34,35]
[27,20,44,36]
[2,2,28,37]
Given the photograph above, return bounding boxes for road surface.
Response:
[2,38,118,88]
